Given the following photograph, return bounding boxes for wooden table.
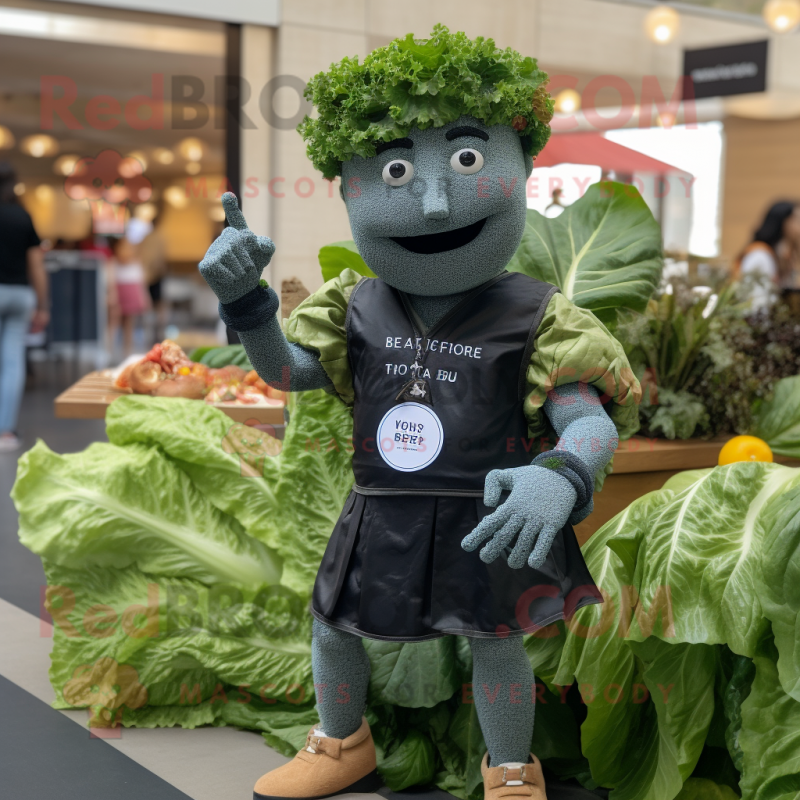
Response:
[573,435,800,544]
[54,371,286,425]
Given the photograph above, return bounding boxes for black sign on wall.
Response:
[683,40,768,100]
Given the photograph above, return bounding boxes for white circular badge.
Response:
[377,402,444,472]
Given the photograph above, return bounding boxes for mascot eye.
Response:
[382,159,414,186]
[450,148,484,174]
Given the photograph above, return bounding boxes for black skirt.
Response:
[310,491,602,642]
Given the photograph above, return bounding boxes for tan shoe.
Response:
[481,752,547,800]
[253,717,380,800]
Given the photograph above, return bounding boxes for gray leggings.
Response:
[311,618,535,765]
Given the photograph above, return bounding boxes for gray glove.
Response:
[461,466,577,569]
[461,383,618,570]
[198,194,331,392]
[199,193,276,304]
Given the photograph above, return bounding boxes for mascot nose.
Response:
[422,177,449,220]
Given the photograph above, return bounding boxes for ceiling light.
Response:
[134,202,158,222]
[53,154,79,176]
[645,6,680,44]
[553,89,581,114]
[185,162,201,175]
[554,89,581,114]
[0,125,15,149]
[763,0,800,32]
[20,134,59,158]
[178,137,204,162]
[164,185,188,209]
[153,147,175,165]
[35,184,54,202]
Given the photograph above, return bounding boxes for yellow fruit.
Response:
[718,435,773,466]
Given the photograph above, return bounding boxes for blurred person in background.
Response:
[108,235,149,358]
[138,213,168,342]
[0,162,49,451]
[544,186,567,218]
[737,201,800,310]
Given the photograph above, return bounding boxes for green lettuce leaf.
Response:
[554,488,669,794]
[380,729,436,791]
[675,778,740,800]
[14,439,281,587]
[272,390,355,593]
[43,561,313,725]
[554,463,800,800]
[366,638,460,708]
[106,391,354,596]
[739,639,800,800]
[105,394,282,549]
[443,701,487,800]
[629,463,800,656]
[507,181,663,324]
[318,241,374,283]
[721,652,755,772]
[197,343,253,369]
[755,477,800,701]
[755,375,800,460]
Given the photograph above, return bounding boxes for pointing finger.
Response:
[221,192,249,232]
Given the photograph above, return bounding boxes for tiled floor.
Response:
[0,362,602,800]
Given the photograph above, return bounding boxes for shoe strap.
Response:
[304,733,342,759]
[485,764,537,792]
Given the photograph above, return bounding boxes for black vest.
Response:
[347,272,558,495]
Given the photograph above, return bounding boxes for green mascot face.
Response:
[341,115,532,296]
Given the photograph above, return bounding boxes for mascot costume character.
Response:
[199,26,639,800]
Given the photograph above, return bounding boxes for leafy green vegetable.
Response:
[689,300,800,441]
[739,639,800,799]
[380,730,436,791]
[366,638,460,708]
[550,462,800,799]
[318,241,374,284]
[754,476,800,702]
[14,439,281,587]
[16,374,800,800]
[507,181,662,325]
[272,390,355,593]
[613,285,737,440]
[755,375,800,460]
[299,25,552,179]
[189,345,214,363]
[199,344,253,369]
[42,561,313,726]
[627,463,800,655]
[675,778,740,800]
[722,652,755,772]
[106,392,353,596]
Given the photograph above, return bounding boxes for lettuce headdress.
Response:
[298,25,553,180]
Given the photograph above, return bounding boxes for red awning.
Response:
[535,132,685,175]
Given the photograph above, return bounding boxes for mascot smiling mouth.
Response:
[390,217,488,255]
